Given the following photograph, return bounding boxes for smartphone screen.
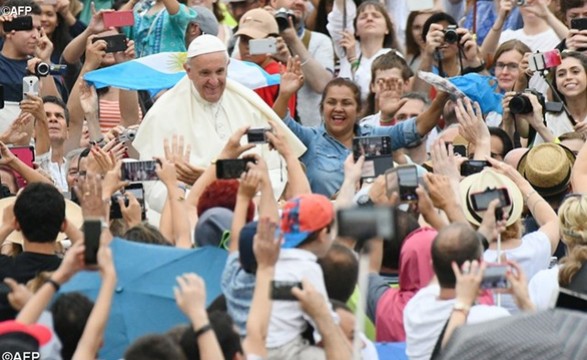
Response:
[216,159,254,179]
[396,165,418,202]
[121,160,159,182]
[480,265,509,289]
[470,188,511,211]
[125,184,145,210]
[337,206,395,242]
[270,280,302,301]
[353,136,393,178]
[83,220,101,265]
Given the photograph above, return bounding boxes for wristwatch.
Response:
[356,194,374,207]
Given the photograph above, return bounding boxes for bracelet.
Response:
[524,190,537,203]
[45,279,61,292]
[462,61,486,75]
[194,323,212,338]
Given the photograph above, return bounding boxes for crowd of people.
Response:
[1,0,587,359]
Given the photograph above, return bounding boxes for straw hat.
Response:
[517,143,575,197]
[0,196,83,245]
[459,168,523,226]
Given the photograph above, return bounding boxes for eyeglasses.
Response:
[495,62,519,71]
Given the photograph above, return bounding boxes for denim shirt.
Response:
[284,115,422,198]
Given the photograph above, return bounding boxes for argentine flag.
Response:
[84,52,281,92]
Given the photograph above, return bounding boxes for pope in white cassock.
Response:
[133,34,306,212]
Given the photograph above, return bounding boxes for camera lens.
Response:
[444,29,459,44]
[35,62,50,77]
[509,94,533,115]
[516,0,525,5]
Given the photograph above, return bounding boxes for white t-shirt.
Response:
[499,28,561,52]
[360,112,381,127]
[532,111,574,146]
[528,265,560,311]
[296,30,335,127]
[483,230,552,314]
[267,248,334,348]
[404,283,510,360]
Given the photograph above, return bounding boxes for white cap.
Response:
[187,34,227,59]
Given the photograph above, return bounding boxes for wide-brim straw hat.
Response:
[459,168,524,226]
[0,196,83,245]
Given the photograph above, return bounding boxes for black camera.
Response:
[509,89,545,115]
[443,25,461,44]
[35,62,67,77]
[275,7,295,32]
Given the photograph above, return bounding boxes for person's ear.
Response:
[60,219,68,233]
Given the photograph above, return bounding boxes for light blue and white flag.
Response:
[84,52,281,91]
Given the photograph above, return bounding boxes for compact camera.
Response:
[443,25,461,44]
[35,62,67,77]
[275,8,295,32]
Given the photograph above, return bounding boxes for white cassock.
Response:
[133,75,307,212]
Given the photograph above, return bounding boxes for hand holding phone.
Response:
[92,34,128,53]
[460,160,490,177]
[249,38,277,55]
[397,165,418,202]
[247,127,270,144]
[271,280,302,301]
[2,16,33,32]
[121,160,159,182]
[528,49,561,72]
[480,264,510,289]
[102,10,135,28]
[83,220,102,265]
[216,158,255,179]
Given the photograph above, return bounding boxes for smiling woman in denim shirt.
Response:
[274,60,450,198]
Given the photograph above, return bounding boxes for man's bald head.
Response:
[431,222,483,289]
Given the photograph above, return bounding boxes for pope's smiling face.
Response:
[185,51,228,103]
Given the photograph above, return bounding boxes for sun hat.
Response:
[517,143,575,197]
[459,168,523,226]
[0,196,83,245]
[234,9,279,39]
[280,194,334,248]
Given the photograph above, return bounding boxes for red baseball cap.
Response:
[280,194,334,248]
[0,320,52,346]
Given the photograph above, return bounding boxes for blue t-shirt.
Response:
[0,53,28,102]
[221,252,255,336]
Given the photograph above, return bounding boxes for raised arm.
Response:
[20,94,50,156]
[229,167,261,253]
[243,217,280,357]
[415,92,450,136]
[454,98,491,160]
[174,273,224,359]
[62,5,107,64]
[572,134,587,192]
[480,0,513,60]
[156,157,192,248]
[72,244,116,360]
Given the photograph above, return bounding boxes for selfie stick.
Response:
[496,232,502,307]
[352,241,370,360]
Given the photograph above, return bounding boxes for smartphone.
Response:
[571,18,587,31]
[92,34,128,53]
[83,220,101,265]
[352,136,393,178]
[480,264,510,289]
[384,168,398,198]
[528,49,562,72]
[397,165,418,202]
[271,280,302,301]
[554,287,587,313]
[247,127,270,144]
[22,76,40,98]
[407,0,434,11]
[337,206,395,242]
[9,146,35,168]
[249,38,277,55]
[216,158,255,179]
[0,85,4,109]
[110,184,145,220]
[121,160,159,182]
[460,160,490,177]
[470,187,511,212]
[102,10,135,28]
[2,16,33,32]
[452,144,468,157]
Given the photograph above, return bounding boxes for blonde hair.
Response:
[558,194,587,286]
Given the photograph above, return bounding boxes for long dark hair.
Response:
[552,51,587,105]
[50,13,73,61]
